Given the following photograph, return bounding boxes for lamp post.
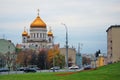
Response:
[61,23,68,69]
[52,36,55,72]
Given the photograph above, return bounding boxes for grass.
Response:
[0,62,120,80]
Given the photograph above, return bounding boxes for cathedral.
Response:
[22,10,53,49]
[20,10,76,66]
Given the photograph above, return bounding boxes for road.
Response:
[0,69,83,75]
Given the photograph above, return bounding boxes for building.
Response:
[106,25,120,63]
[76,53,82,68]
[0,39,15,54]
[0,39,16,69]
[76,44,82,68]
[21,10,53,50]
[60,48,76,67]
[97,54,104,67]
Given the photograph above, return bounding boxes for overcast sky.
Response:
[0,0,120,54]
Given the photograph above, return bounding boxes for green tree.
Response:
[54,53,65,68]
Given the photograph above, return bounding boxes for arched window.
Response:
[36,44,38,47]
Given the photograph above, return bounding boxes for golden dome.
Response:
[22,30,28,36]
[48,31,53,36]
[30,16,46,28]
[48,27,53,36]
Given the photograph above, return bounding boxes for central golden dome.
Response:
[30,16,46,28]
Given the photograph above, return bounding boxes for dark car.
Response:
[24,68,36,73]
[17,67,26,71]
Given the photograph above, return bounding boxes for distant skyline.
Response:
[0,0,120,53]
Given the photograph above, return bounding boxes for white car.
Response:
[69,65,79,69]
[50,66,60,70]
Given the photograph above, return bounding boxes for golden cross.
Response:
[37,9,40,16]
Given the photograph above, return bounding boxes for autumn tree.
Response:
[37,49,47,69]
[0,53,6,67]
[82,56,91,66]
[29,52,37,65]
[47,48,53,67]
[47,45,65,69]
[16,49,35,67]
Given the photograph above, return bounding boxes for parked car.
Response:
[84,65,91,70]
[17,67,26,71]
[69,65,79,69]
[34,67,40,70]
[24,68,36,73]
[50,66,60,70]
[0,68,9,72]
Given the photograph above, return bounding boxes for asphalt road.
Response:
[0,69,83,75]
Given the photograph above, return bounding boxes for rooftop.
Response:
[106,25,120,32]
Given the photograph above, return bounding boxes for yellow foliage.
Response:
[47,47,60,63]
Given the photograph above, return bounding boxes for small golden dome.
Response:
[48,31,53,36]
[30,16,46,28]
[22,30,28,36]
[48,27,53,36]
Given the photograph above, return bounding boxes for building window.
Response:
[111,47,112,50]
[43,33,45,38]
[110,40,112,43]
[36,45,38,47]
[37,33,39,38]
[110,53,112,57]
[49,38,51,42]
[31,33,33,38]
[23,46,25,48]
[40,33,42,38]
[33,33,35,38]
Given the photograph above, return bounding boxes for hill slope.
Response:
[66,62,120,80]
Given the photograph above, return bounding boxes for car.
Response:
[34,67,40,70]
[24,68,36,73]
[50,66,60,70]
[69,65,79,69]
[84,65,91,70]
[0,68,9,72]
[17,67,26,71]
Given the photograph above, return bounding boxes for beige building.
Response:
[60,48,76,66]
[106,25,120,63]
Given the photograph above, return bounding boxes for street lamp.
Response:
[61,23,69,69]
[52,36,55,72]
